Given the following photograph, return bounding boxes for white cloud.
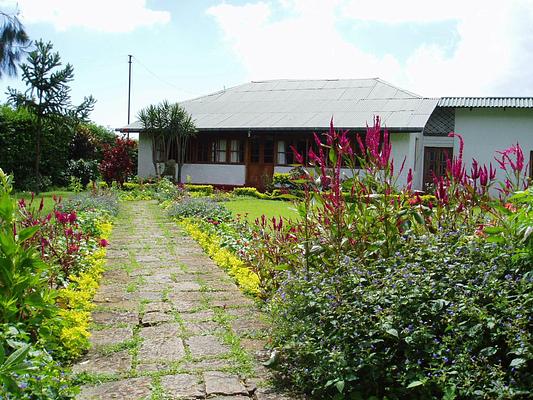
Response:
[207,1,403,82]
[1,0,170,33]
[207,0,533,97]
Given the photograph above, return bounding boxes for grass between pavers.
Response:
[225,197,299,222]
[13,190,73,214]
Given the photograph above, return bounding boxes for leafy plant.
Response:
[65,158,99,186]
[98,136,136,187]
[167,196,232,222]
[270,232,532,398]
[0,179,57,331]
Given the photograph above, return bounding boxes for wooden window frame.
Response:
[185,134,246,165]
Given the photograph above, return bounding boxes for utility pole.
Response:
[127,54,132,139]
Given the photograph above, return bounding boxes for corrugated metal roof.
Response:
[118,78,439,132]
[439,97,533,108]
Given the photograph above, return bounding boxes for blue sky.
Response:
[1,0,533,131]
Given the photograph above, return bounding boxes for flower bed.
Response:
[0,170,115,398]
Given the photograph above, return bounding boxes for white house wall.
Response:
[181,164,246,185]
[453,108,533,185]
[391,132,415,189]
[138,133,155,176]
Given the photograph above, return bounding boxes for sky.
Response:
[1,0,533,132]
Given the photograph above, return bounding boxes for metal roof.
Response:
[438,97,533,108]
[119,78,439,132]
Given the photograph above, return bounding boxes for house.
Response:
[118,78,533,191]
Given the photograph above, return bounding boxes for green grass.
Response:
[225,198,299,222]
[13,190,73,214]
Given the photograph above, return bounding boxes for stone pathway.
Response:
[74,201,292,400]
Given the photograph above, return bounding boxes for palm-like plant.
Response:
[138,100,197,183]
[0,11,30,79]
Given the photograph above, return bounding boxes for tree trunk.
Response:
[34,117,42,193]
[151,134,159,177]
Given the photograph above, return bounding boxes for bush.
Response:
[167,197,232,222]
[233,187,261,197]
[184,184,214,195]
[99,136,137,187]
[0,106,72,190]
[273,172,292,187]
[62,192,119,216]
[271,233,532,398]
[65,158,99,186]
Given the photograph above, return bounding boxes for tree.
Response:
[7,40,95,191]
[138,100,196,183]
[99,136,136,187]
[0,11,30,79]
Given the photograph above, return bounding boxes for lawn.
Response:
[225,197,299,222]
[13,190,73,215]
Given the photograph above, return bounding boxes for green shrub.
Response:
[270,232,532,398]
[61,192,119,216]
[152,178,185,203]
[122,182,139,191]
[233,187,261,197]
[65,159,99,186]
[167,197,231,222]
[184,184,214,195]
[0,325,75,398]
[273,172,292,187]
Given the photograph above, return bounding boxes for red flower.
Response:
[99,238,109,247]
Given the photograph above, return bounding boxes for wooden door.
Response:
[245,135,275,191]
[423,147,452,189]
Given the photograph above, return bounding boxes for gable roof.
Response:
[438,97,533,108]
[120,78,439,132]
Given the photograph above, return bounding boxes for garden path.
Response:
[74,201,292,400]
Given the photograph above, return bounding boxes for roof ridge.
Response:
[249,77,380,83]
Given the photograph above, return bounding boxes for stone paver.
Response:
[139,337,186,362]
[73,201,292,399]
[204,371,249,396]
[141,311,173,325]
[89,327,133,348]
[73,350,132,375]
[187,335,231,358]
[160,374,205,398]
[78,377,151,400]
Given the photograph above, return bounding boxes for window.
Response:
[213,139,227,163]
[423,147,452,189]
[230,139,244,163]
[277,141,287,164]
[197,140,210,162]
[250,138,260,163]
[276,139,307,165]
[264,137,274,163]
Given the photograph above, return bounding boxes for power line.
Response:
[131,55,195,95]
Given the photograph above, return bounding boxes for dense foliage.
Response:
[0,169,112,398]
[253,120,532,398]
[167,196,232,222]
[98,136,137,187]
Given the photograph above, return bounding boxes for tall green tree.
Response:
[7,40,95,190]
[0,11,30,79]
[138,100,196,183]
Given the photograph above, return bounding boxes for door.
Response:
[423,147,452,189]
[245,135,275,191]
